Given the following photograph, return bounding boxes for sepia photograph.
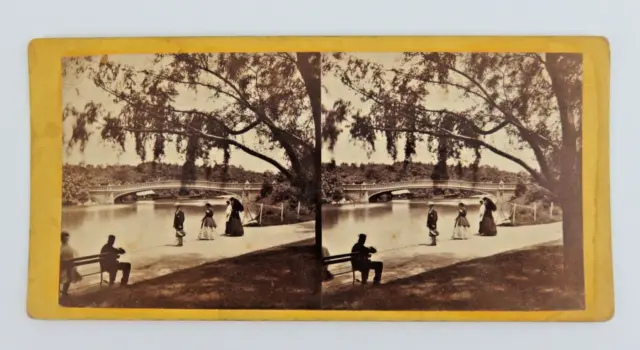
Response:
[58,52,322,309]
[320,52,584,311]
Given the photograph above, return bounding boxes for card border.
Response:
[27,36,612,321]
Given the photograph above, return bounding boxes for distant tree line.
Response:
[321,160,530,202]
[62,162,278,206]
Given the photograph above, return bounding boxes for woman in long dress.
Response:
[223,200,232,235]
[476,199,485,234]
[479,197,498,236]
[452,203,471,240]
[227,198,245,237]
[60,231,82,296]
[198,203,217,240]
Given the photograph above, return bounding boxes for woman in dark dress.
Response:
[223,200,231,235]
[479,197,498,236]
[198,203,217,240]
[227,198,245,237]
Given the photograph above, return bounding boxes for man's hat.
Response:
[428,201,435,205]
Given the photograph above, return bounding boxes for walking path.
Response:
[69,221,315,293]
[324,222,563,290]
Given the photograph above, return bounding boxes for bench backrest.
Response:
[322,252,359,266]
[61,252,117,268]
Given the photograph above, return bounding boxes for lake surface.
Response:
[62,199,257,257]
[322,199,498,257]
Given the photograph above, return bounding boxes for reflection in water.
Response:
[61,199,256,257]
[322,200,482,257]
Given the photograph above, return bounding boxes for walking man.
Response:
[427,201,439,246]
[174,203,186,247]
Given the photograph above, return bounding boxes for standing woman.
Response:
[199,203,217,240]
[60,231,82,296]
[227,198,245,237]
[477,199,485,235]
[452,203,471,240]
[223,200,232,235]
[479,197,498,236]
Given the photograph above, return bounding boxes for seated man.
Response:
[100,235,131,286]
[351,234,383,285]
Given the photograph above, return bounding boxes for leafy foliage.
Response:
[63,52,321,206]
[322,52,582,194]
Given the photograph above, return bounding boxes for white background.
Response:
[0,0,636,349]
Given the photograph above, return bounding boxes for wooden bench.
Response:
[60,252,118,290]
[322,252,361,285]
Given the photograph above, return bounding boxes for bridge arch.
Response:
[111,188,244,203]
[342,180,516,203]
[87,180,263,204]
[367,187,494,202]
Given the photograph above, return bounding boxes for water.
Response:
[321,199,486,257]
[62,199,257,257]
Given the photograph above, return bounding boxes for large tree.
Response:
[63,52,321,206]
[323,52,583,287]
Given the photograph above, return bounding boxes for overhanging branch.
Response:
[117,125,295,182]
[372,125,550,188]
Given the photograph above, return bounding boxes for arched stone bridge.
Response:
[343,180,517,203]
[87,180,263,204]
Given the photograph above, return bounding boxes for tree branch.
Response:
[179,56,315,154]
[95,81,260,136]
[342,79,509,136]
[372,125,550,188]
[417,55,560,151]
[118,125,295,182]
[340,58,560,186]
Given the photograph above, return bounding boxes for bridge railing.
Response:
[342,180,517,191]
[88,180,263,192]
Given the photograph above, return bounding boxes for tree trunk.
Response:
[295,52,323,279]
[558,146,584,301]
[560,195,584,289]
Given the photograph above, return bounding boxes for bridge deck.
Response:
[88,180,264,193]
[342,180,517,191]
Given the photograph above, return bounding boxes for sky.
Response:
[321,53,538,174]
[62,54,287,173]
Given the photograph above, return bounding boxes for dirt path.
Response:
[324,222,562,290]
[69,221,315,294]
[63,239,320,310]
[322,241,584,311]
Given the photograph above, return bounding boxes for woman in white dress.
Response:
[452,203,471,240]
[60,231,82,296]
[198,203,217,240]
